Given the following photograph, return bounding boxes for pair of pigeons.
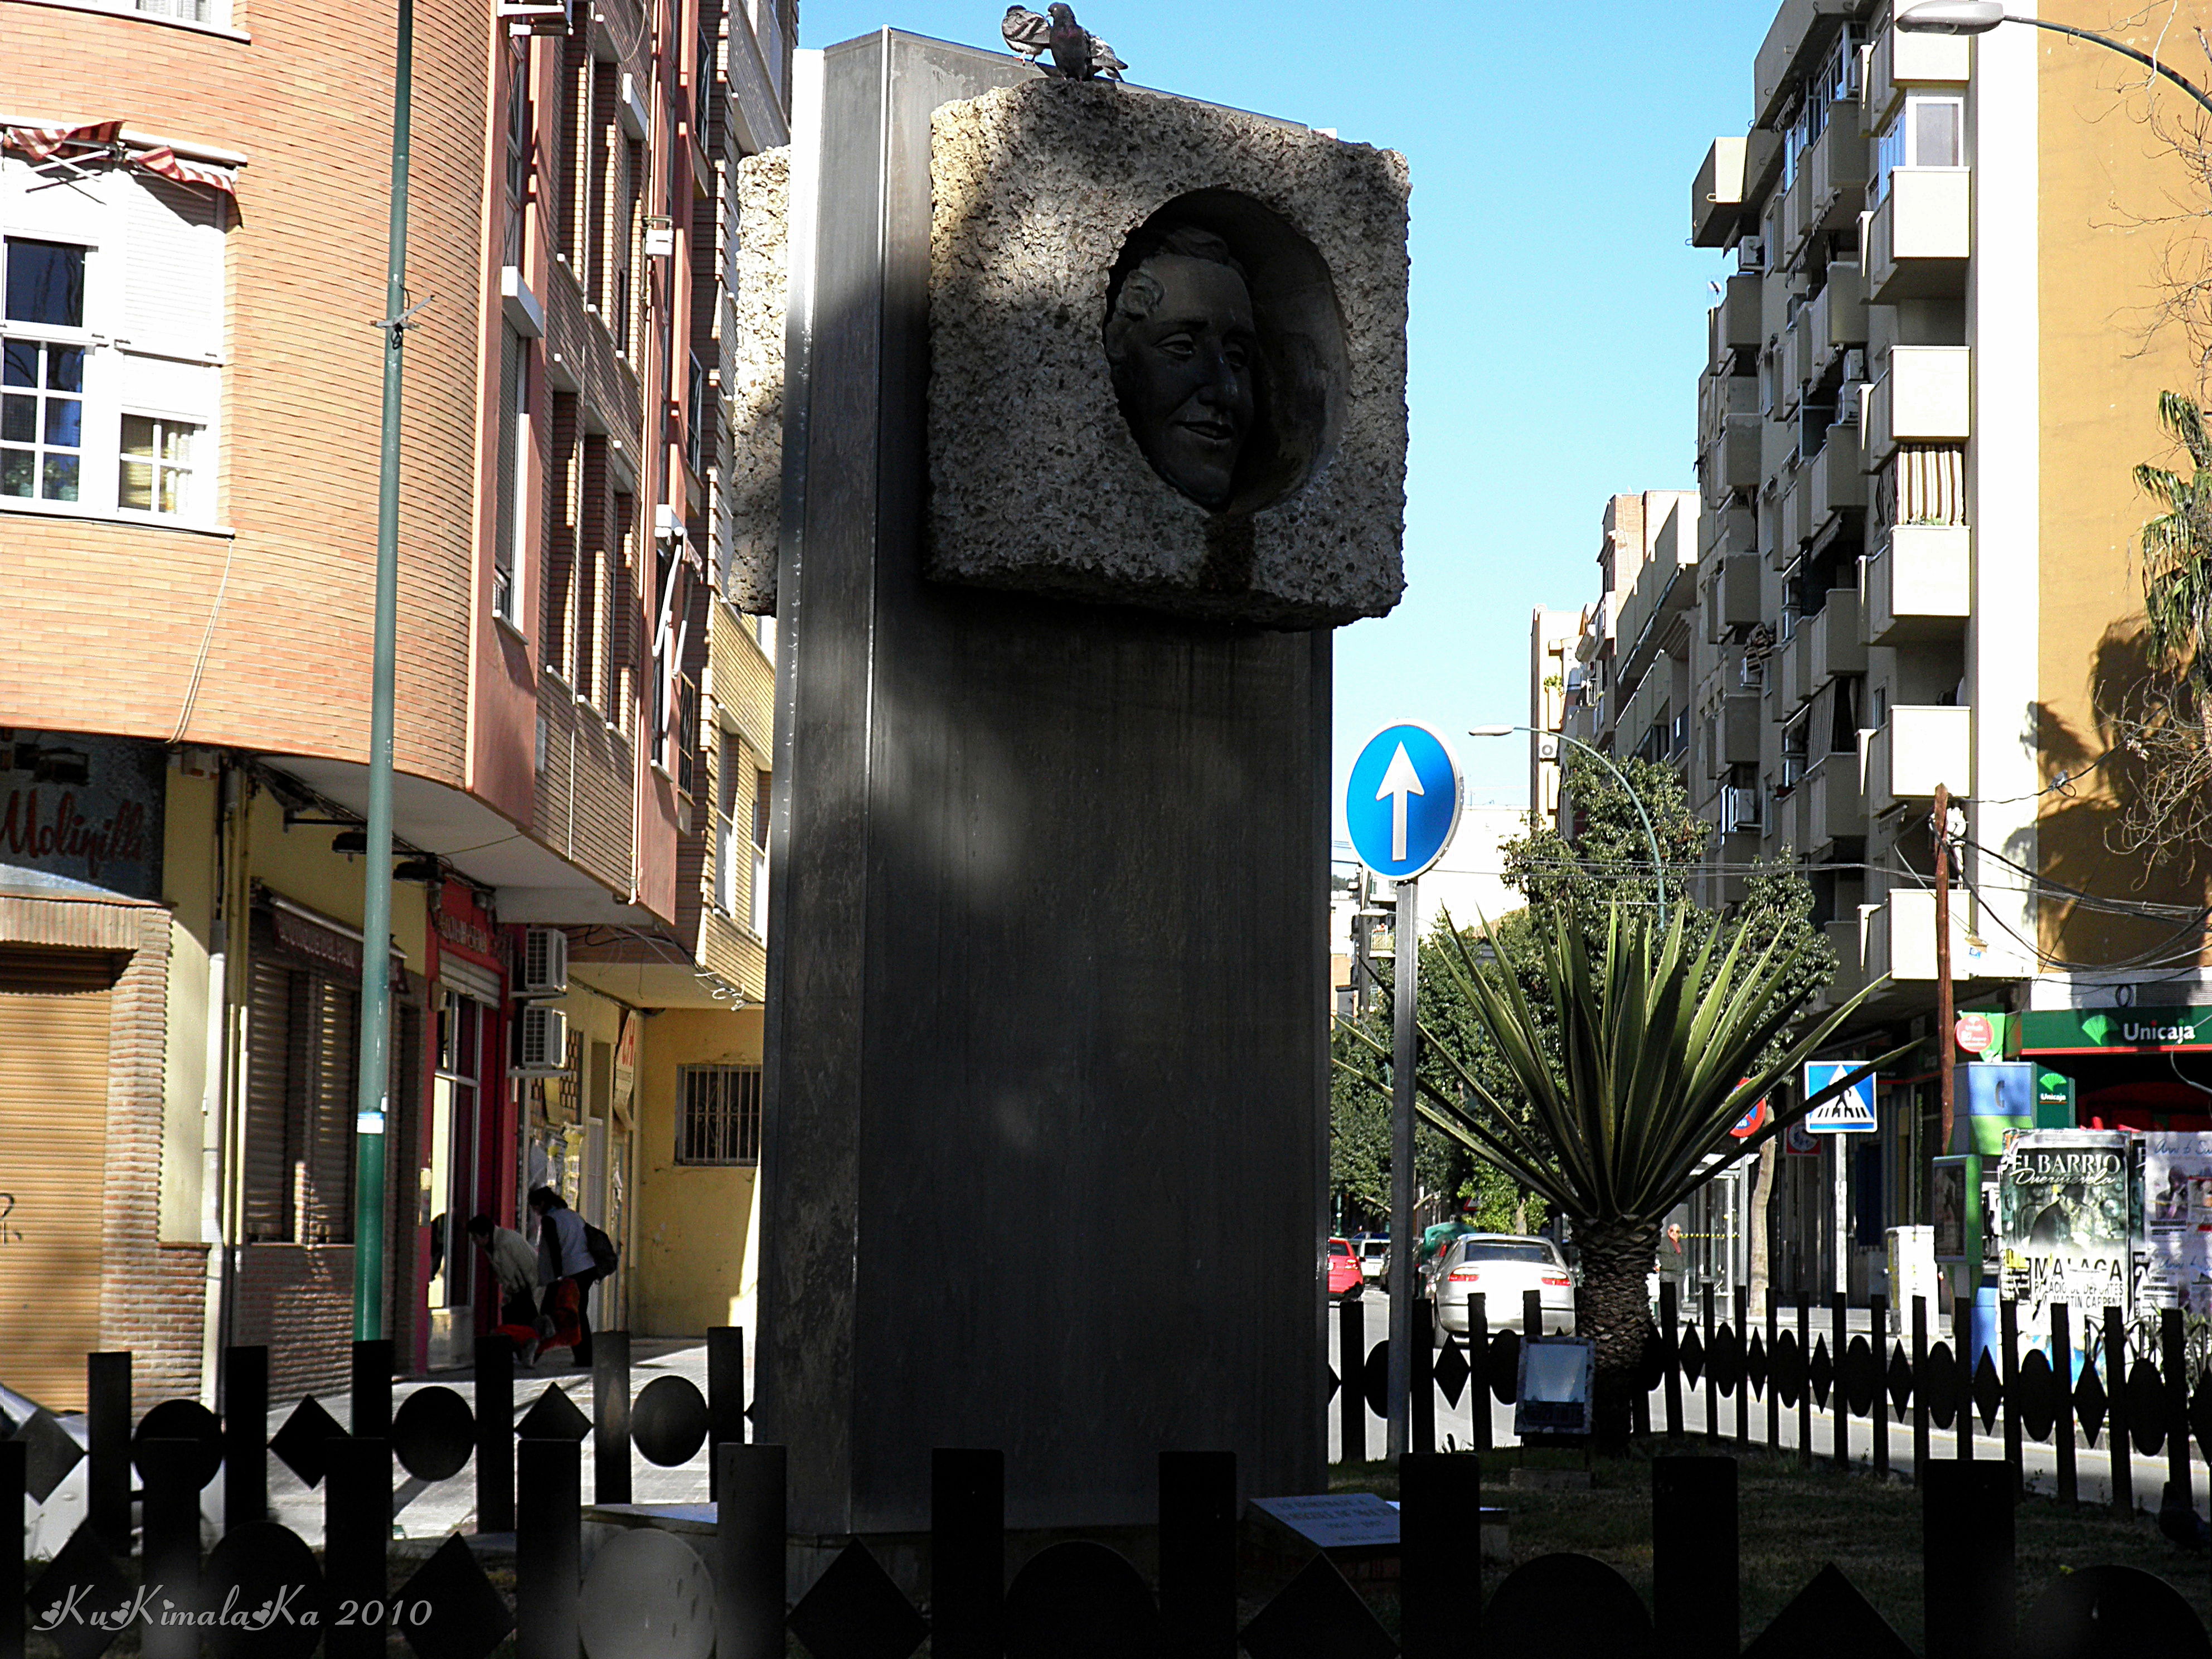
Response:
[1002,3,1126,81]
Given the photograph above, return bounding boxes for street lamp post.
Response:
[1468,724,1669,932]
[1896,2,2212,119]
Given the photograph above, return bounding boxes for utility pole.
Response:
[353,0,415,1342]
[1933,782,1954,1157]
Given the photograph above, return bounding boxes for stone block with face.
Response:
[929,79,1409,629]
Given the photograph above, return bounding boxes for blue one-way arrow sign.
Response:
[1346,724,1463,881]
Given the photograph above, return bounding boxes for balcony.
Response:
[1806,262,1866,377]
[1700,502,1755,562]
[1865,169,1971,301]
[1804,750,1865,853]
[1861,887,1975,982]
[1806,105,1869,234]
[1781,170,1813,266]
[1865,704,1971,814]
[1763,414,1798,496]
[1781,314,1808,413]
[1809,429,1864,527]
[1770,474,1813,570]
[1699,370,1758,445]
[1863,24,1972,134]
[1714,691,1762,772]
[1618,502,1699,684]
[1862,523,1970,643]
[1809,588,1864,683]
[1693,137,1751,248]
[1864,347,1971,464]
[1714,273,1764,368]
[1778,628,1813,710]
[1820,913,1867,1002]
[1756,0,1860,127]
[1709,550,1762,639]
[1705,413,1763,501]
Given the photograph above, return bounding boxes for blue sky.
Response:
[799,0,1771,813]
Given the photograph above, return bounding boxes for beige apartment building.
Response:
[0,0,791,1404]
[1546,0,2212,1302]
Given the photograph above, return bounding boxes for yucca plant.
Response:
[1341,898,1909,1451]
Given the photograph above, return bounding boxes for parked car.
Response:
[1429,1234,1575,1342]
[1327,1236,1365,1302]
[1356,1236,1391,1286]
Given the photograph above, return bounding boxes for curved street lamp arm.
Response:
[1550,731,1671,934]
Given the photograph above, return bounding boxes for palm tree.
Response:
[1342,900,1906,1451]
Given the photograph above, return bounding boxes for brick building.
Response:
[0,0,793,1405]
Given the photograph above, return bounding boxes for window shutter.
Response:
[243,959,295,1241]
[299,976,359,1244]
[123,176,224,358]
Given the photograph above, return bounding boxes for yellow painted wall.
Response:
[633,1004,761,1336]
[160,769,218,1241]
[240,779,429,969]
[2036,1,2212,958]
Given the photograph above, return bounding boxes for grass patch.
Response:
[1332,1440,2212,1647]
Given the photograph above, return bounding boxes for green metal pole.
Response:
[353,0,413,1342]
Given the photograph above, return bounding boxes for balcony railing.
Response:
[1866,704,1971,813]
[1862,522,1970,644]
[1864,347,1970,465]
[1865,168,1971,302]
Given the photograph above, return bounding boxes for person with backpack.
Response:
[528,1186,619,1368]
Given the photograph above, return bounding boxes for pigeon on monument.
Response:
[1001,5,1050,61]
[1044,3,1125,81]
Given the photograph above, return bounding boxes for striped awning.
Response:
[2,119,237,196]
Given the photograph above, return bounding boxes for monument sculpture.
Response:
[759,32,1408,1537]
[927,77,1408,626]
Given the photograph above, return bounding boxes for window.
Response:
[0,166,225,522]
[750,766,770,938]
[494,325,528,624]
[677,1065,760,1164]
[505,41,532,268]
[1875,91,1966,197]
[715,740,740,915]
[2,240,87,503]
[119,414,198,515]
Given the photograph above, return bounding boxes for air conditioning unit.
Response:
[496,0,570,33]
[513,1005,571,1075]
[518,926,569,997]
[1722,786,1764,834]
[1739,657,1767,690]
[1841,349,1866,382]
[1738,237,1765,273]
[1537,735,1561,761]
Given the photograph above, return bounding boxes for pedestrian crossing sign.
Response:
[1802,1060,1877,1134]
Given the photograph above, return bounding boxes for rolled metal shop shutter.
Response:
[0,947,119,1410]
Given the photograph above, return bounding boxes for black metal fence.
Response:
[1346,1283,2212,1518]
[8,1321,2212,1656]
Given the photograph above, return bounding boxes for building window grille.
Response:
[678,1065,761,1165]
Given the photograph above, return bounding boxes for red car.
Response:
[1327,1236,1365,1301]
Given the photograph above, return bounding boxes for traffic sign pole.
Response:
[1388,876,1418,1462]
[1343,723,1462,1466]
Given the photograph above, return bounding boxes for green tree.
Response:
[2105,390,2212,859]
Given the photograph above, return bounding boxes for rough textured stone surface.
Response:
[729,147,788,613]
[929,80,1408,628]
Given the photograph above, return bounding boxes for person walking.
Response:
[529,1186,606,1368]
[468,1212,544,1358]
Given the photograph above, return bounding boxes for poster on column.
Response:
[2141,1132,2212,1314]
[1996,1132,2132,1335]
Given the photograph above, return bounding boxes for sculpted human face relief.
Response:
[1112,253,1257,511]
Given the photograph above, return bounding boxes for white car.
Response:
[1430,1234,1576,1343]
